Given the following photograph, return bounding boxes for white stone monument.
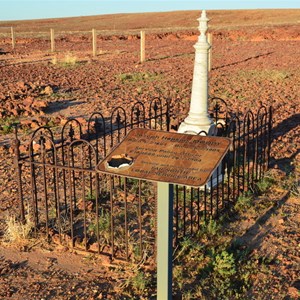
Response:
[178,11,224,188]
[178,10,216,136]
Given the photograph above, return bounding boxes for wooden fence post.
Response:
[11,27,15,49]
[50,28,55,52]
[140,30,145,63]
[208,32,212,72]
[92,28,97,57]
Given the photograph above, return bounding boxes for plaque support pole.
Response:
[157,182,173,300]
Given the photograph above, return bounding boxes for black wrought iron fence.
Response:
[13,97,272,262]
[173,100,272,242]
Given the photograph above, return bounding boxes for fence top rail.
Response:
[22,159,97,173]
[0,26,196,36]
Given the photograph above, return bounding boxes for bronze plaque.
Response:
[96,128,231,187]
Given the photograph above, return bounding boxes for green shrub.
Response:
[116,72,160,83]
[234,193,253,212]
[255,176,275,194]
[213,250,236,278]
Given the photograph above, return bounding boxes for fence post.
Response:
[92,28,97,57]
[267,106,273,170]
[13,125,25,223]
[50,28,55,52]
[208,32,212,72]
[11,27,15,49]
[140,30,145,63]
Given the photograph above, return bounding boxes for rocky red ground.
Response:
[0,10,299,299]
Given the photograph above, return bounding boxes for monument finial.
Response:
[198,10,209,39]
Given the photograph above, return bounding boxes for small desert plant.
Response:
[48,207,57,219]
[87,208,110,243]
[198,250,238,299]
[238,69,290,82]
[0,124,13,134]
[51,53,78,67]
[212,250,236,278]
[45,118,57,128]
[182,290,193,300]
[0,117,19,134]
[130,271,150,294]
[116,72,160,83]
[62,53,78,66]
[278,162,299,196]
[174,237,204,262]
[120,269,151,297]
[173,237,194,261]
[4,214,34,243]
[51,56,58,65]
[98,49,109,55]
[234,192,253,212]
[291,175,300,196]
[254,175,275,194]
[173,265,184,290]
[86,189,96,201]
[200,218,221,237]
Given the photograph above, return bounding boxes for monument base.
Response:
[201,165,224,191]
[177,122,222,188]
[177,121,216,136]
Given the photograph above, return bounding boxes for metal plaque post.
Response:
[157,182,173,300]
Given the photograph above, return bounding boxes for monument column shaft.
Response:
[187,42,211,124]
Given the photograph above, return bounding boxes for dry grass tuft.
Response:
[50,54,78,67]
[63,53,78,66]
[51,56,58,65]
[4,214,34,243]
